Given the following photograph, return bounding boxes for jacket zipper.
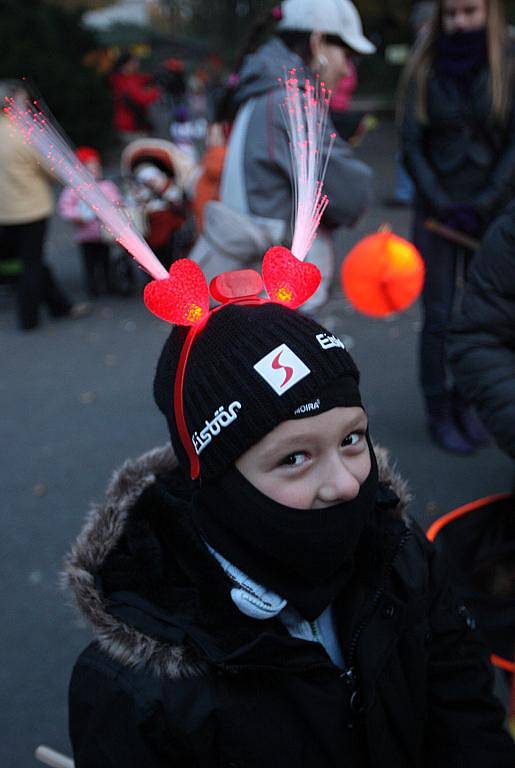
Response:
[215,527,412,685]
[340,526,412,709]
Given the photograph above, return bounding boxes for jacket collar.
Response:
[63,443,412,678]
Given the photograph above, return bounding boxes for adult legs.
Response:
[79,242,99,297]
[80,241,112,295]
[413,209,474,453]
[98,242,115,293]
[13,218,71,330]
[414,209,458,397]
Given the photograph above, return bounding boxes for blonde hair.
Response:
[398,0,512,125]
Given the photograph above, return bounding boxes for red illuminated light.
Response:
[144,259,210,325]
[262,246,321,308]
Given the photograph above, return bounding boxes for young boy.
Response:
[58,147,122,297]
[64,300,515,767]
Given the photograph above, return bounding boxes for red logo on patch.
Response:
[272,351,294,388]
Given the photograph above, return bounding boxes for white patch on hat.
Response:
[254,343,310,395]
[316,332,346,351]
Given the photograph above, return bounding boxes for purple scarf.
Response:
[435,29,488,90]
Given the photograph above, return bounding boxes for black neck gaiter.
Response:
[192,437,379,621]
[435,29,488,89]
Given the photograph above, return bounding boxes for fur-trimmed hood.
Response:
[63,443,411,678]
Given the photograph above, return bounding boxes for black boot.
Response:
[426,394,476,455]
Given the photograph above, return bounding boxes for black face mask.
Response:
[192,436,379,621]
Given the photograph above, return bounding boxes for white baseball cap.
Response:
[278,0,376,55]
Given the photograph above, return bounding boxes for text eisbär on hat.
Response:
[192,402,242,455]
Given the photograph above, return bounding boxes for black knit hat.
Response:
[154,302,362,480]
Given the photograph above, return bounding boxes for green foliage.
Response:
[0,0,113,149]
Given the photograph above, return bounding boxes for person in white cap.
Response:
[189,0,375,312]
[278,0,376,59]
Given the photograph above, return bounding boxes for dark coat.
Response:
[401,47,515,219]
[448,202,515,459]
[64,445,515,768]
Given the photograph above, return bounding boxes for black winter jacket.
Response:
[448,202,515,459]
[401,47,515,218]
[64,445,515,768]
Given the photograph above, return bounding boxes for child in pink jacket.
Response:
[58,147,122,297]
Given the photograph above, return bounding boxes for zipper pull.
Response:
[341,666,356,687]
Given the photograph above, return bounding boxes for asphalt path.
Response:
[2,120,512,767]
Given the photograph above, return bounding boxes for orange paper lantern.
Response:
[341,230,425,318]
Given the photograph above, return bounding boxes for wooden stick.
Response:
[424,218,481,251]
[34,746,75,768]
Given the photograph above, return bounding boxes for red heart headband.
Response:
[143,246,322,478]
[5,74,333,481]
[140,71,334,479]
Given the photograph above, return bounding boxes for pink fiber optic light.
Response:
[280,70,335,264]
[4,96,168,281]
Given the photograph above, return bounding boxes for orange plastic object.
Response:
[426,493,515,675]
[341,231,425,317]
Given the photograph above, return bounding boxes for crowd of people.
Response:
[3,0,515,765]
[0,51,220,329]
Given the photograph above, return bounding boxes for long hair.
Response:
[398,0,511,125]
[215,7,282,123]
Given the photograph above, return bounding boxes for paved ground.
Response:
[2,119,512,767]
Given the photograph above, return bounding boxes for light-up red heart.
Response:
[262,246,321,309]
[144,258,210,325]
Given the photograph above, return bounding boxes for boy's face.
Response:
[235,406,371,510]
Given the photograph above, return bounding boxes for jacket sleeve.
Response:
[57,188,79,221]
[321,128,374,228]
[270,97,374,228]
[69,650,199,768]
[473,55,515,217]
[447,209,515,459]
[400,80,451,214]
[424,534,515,767]
[101,180,123,206]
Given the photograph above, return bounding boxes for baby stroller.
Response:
[120,138,199,270]
[427,493,515,735]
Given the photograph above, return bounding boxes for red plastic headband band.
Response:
[173,297,267,480]
[173,320,206,480]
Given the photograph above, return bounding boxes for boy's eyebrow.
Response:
[264,413,368,455]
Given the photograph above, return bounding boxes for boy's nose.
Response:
[317,459,361,505]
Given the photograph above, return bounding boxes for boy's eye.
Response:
[341,430,365,448]
[280,452,307,467]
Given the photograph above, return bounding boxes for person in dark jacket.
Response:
[64,298,515,767]
[400,0,515,454]
[448,200,515,461]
